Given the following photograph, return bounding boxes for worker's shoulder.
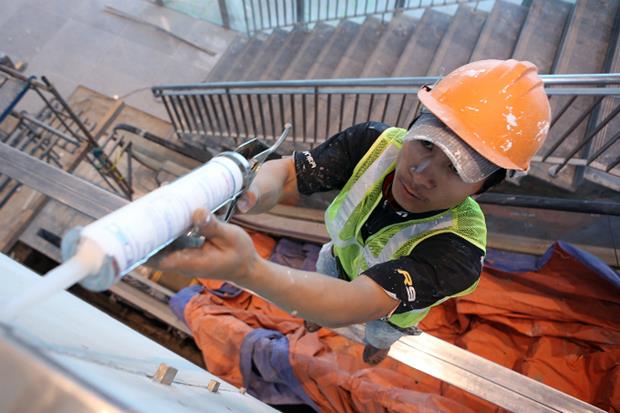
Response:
[415,232,485,260]
[346,121,391,136]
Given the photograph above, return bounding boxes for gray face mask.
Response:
[405,113,499,184]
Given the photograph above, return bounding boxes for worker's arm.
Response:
[159,209,399,327]
[237,157,300,214]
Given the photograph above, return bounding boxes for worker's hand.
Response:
[157,209,259,282]
[236,182,259,214]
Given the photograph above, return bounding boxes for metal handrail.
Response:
[152,73,620,182]
[235,0,482,36]
[153,73,620,91]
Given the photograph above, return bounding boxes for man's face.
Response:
[392,139,485,213]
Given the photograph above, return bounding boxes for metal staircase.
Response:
[153,0,620,192]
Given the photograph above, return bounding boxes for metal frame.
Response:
[0,65,134,205]
[152,73,620,181]
[231,0,484,36]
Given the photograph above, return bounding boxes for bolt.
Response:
[152,363,177,385]
[207,379,220,393]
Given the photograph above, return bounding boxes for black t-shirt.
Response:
[293,122,484,314]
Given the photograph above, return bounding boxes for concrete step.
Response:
[243,29,289,80]
[280,23,336,142]
[205,36,248,82]
[333,16,386,78]
[260,25,309,80]
[307,20,361,79]
[381,4,487,132]
[377,8,452,127]
[470,0,528,61]
[392,9,452,78]
[225,37,265,81]
[584,23,620,191]
[512,0,573,74]
[361,13,418,78]
[310,17,387,141]
[334,14,418,136]
[282,22,336,80]
[426,4,487,76]
[529,0,620,191]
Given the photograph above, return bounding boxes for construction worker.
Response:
[158,59,551,365]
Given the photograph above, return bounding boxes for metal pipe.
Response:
[207,94,224,134]
[152,74,620,92]
[113,124,211,163]
[477,193,620,216]
[199,94,216,137]
[325,93,332,138]
[352,93,360,124]
[247,94,258,137]
[549,100,620,176]
[541,96,604,162]
[313,88,318,143]
[587,130,620,166]
[226,89,240,137]
[218,94,232,136]
[548,95,577,130]
[236,94,250,139]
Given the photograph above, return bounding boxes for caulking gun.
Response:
[1,124,292,322]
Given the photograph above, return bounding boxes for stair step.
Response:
[529,0,620,191]
[361,13,418,78]
[426,4,487,76]
[226,37,266,81]
[283,22,336,80]
[332,14,418,137]
[379,8,452,127]
[307,17,387,142]
[333,17,386,78]
[307,20,361,79]
[512,0,573,74]
[584,22,620,190]
[205,36,249,82]
[392,9,452,78]
[244,29,289,80]
[470,0,528,61]
[260,26,309,80]
[292,20,364,147]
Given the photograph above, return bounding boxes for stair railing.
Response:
[152,73,620,181]
[214,0,483,35]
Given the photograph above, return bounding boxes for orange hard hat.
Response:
[418,59,551,171]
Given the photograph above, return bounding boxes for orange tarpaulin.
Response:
[181,234,620,412]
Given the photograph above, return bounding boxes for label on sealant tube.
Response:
[80,156,244,274]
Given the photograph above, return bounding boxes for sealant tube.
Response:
[1,152,250,322]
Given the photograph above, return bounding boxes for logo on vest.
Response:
[396,269,416,302]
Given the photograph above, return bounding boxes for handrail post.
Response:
[296,0,305,24]
[218,0,231,29]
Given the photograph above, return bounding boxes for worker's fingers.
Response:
[157,247,214,275]
[236,183,260,214]
[236,192,254,214]
[190,208,221,239]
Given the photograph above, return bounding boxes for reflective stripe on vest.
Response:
[325,141,400,249]
[363,213,453,266]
